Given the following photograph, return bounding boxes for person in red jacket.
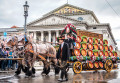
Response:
[57,36,69,82]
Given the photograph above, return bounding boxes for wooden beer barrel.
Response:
[74,49,80,56]
[109,45,113,52]
[88,37,93,44]
[104,45,108,51]
[76,36,81,42]
[99,51,104,57]
[104,40,108,45]
[93,38,99,44]
[81,49,87,56]
[99,44,104,51]
[81,36,87,42]
[99,62,104,68]
[88,50,93,57]
[81,42,87,49]
[99,39,103,45]
[88,43,93,50]
[113,51,117,57]
[75,42,81,49]
[104,51,109,57]
[87,61,94,69]
[109,51,113,57]
[94,62,99,69]
[93,44,99,50]
[93,50,99,57]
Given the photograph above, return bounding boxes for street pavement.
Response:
[0,64,120,83]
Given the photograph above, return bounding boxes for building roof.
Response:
[11,25,18,28]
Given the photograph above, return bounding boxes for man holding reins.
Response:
[56,36,69,82]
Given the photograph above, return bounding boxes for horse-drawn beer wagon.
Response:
[1,24,119,77]
[56,24,120,74]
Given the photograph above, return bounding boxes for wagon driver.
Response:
[57,36,69,82]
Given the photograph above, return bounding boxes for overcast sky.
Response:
[0,0,120,49]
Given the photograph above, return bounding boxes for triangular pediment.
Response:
[44,4,92,16]
[27,14,80,26]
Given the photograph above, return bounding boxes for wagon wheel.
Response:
[73,61,82,74]
[104,60,113,72]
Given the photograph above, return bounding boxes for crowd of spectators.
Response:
[0,44,18,71]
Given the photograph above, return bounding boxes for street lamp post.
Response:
[23,1,29,37]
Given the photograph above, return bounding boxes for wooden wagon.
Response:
[56,28,119,74]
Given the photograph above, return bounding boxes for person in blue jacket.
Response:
[8,49,13,70]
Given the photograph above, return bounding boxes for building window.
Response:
[78,17,83,21]
[93,27,96,29]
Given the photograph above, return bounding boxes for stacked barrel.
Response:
[69,36,119,69]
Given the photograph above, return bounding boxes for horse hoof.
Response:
[55,74,59,76]
[25,75,29,78]
[41,73,46,76]
[32,74,35,77]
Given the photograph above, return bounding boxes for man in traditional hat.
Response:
[57,36,69,82]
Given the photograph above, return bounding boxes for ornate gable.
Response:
[44,4,92,16]
[54,5,86,14]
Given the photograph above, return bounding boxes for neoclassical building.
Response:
[26,4,117,49]
[0,4,117,50]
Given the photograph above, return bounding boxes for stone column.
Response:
[56,30,59,43]
[56,30,59,37]
[33,31,36,42]
[48,31,51,42]
[41,31,44,41]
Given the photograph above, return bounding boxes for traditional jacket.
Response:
[56,42,69,61]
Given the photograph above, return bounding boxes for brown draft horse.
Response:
[7,35,60,77]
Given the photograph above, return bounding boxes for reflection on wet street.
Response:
[73,71,118,83]
[0,64,120,83]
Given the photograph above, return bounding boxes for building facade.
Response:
[0,4,117,50]
[26,4,117,50]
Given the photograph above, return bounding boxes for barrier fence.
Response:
[0,58,23,60]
